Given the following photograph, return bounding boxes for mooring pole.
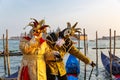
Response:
[96,31,99,76]
[113,30,116,56]
[109,29,112,80]
[78,32,80,50]
[6,29,11,76]
[83,28,86,80]
[3,34,7,74]
[77,32,81,73]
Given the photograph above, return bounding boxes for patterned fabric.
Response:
[46,32,91,77]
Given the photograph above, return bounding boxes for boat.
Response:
[66,54,80,80]
[101,52,120,79]
[0,71,18,80]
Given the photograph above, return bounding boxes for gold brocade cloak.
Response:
[18,38,50,80]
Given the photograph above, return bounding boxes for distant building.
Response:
[71,34,88,40]
[98,36,120,40]
[79,34,88,40]
[9,36,20,40]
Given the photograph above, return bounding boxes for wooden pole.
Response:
[3,34,7,74]
[96,31,99,76]
[78,32,80,50]
[113,30,116,55]
[83,28,86,80]
[6,29,11,76]
[109,29,112,79]
[77,32,81,71]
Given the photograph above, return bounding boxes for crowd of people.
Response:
[18,18,96,80]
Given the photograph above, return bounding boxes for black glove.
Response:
[53,51,62,61]
[54,52,61,58]
[90,61,96,67]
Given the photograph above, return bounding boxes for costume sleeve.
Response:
[69,45,91,64]
[44,42,56,62]
[19,37,39,54]
[19,38,28,54]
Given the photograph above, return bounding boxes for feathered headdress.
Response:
[59,22,81,39]
[24,18,49,31]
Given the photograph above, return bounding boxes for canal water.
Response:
[0,39,120,80]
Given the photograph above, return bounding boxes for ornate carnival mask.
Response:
[59,22,81,39]
[24,18,49,36]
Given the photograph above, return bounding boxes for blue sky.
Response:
[0,0,120,39]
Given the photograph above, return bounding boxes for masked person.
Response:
[18,18,50,80]
[45,22,96,80]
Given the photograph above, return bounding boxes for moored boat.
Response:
[0,71,18,80]
[101,52,120,79]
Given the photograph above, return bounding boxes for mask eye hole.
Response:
[33,30,36,32]
[68,30,70,33]
[67,29,71,34]
[33,29,39,33]
[64,29,71,37]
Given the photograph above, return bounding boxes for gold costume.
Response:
[46,36,91,76]
[18,37,50,80]
[45,22,93,79]
[18,18,49,80]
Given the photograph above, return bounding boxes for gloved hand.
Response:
[90,61,96,67]
[54,51,60,58]
[29,36,39,47]
[53,51,62,61]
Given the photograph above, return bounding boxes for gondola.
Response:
[101,52,120,79]
[66,54,80,80]
[0,71,18,80]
